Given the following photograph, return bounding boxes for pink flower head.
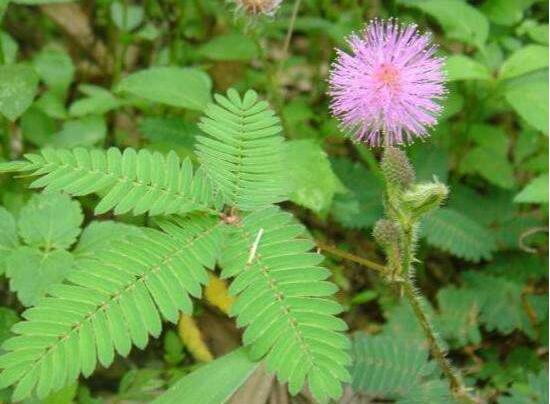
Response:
[328,19,446,146]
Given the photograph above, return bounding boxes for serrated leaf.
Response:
[5,247,74,306]
[116,67,212,111]
[0,64,39,121]
[421,208,497,262]
[18,192,83,251]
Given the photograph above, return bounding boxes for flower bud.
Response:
[373,219,400,248]
[381,147,415,190]
[401,181,449,220]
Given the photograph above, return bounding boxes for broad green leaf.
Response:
[52,115,107,148]
[514,174,549,204]
[285,139,345,216]
[500,370,549,404]
[0,31,18,64]
[198,34,259,61]
[526,23,549,45]
[20,106,57,146]
[110,1,144,32]
[139,117,197,155]
[5,247,74,306]
[410,144,449,182]
[400,0,488,48]
[0,206,18,275]
[69,84,122,117]
[116,67,212,111]
[505,74,549,133]
[480,0,525,26]
[118,369,164,401]
[445,55,491,81]
[330,157,383,229]
[460,124,515,189]
[34,90,68,119]
[421,208,497,262]
[18,192,83,251]
[33,47,75,96]
[0,64,39,121]
[152,348,259,404]
[499,45,549,80]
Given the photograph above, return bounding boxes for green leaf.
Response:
[198,34,259,61]
[285,139,345,216]
[330,157,383,229]
[0,31,19,64]
[116,67,212,111]
[499,45,549,80]
[435,286,481,347]
[0,206,18,275]
[0,307,18,345]
[139,117,197,156]
[6,247,74,306]
[110,1,144,32]
[51,115,107,148]
[400,0,488,48]
[460,125,515,189]
[505,74,549,133]
[526,23,549,45]
[20,106,57,147]
[18,192,83,251]
[152,348,259,404]
[351,334,450,403]
[500,370,549,404]
[0,64,39,121]
[196,89,287,210]
[69,85,122,117]
[445,55,491,81]
[463,272,530,335]
[480,0,525,26]
[421,208,497,262]
[514,174,549,204]
[219,206,351,402]
[73,221,143,263]
[33,47,75,97]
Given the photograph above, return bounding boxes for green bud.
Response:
[401,181,449,220]
[381,147,415,190]
[373,219,400,248]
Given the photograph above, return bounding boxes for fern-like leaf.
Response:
[219,206,351,402]
[196,89,287,211]
[0,214,223,400]
[352,334,450,403]
[1,147,222,216]
[421,208,497,262]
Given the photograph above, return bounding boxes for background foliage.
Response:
[0,0,548,403]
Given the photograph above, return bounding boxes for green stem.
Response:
[0,32,5,65]
[277,0,301,76]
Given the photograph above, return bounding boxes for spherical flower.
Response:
[233,0,282,16]
[328,19,446,146]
